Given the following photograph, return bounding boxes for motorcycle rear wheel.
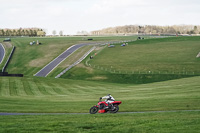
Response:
[110,105,119,113]
[89,106,99,114]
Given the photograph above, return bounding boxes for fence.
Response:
[0,72,23,77]
[55,46,96,78]
[86,64,200,76]
[55,40,136,78]
[2,46,15,72]
[0,46,24,77]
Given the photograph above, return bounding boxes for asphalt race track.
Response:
[0,43,5,64]
[34,43,93,77]
[34,40,134,77]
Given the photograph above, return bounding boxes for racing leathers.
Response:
[101,95,115,104]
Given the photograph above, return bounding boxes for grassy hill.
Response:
[89,37,200,73]
[0,36,199,110]
[0,76,199,113]
[0,36,138,76]
[61,36,200,83]
[0,75,200,132]
[0,36,200,132]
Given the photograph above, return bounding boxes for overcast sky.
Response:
[1,0,200,35]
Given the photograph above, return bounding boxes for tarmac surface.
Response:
[34,40,134,77]
[34,43,92,77]
[0,43,5,64]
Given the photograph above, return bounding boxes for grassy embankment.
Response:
[0,76,199,113]
[0,111,200,133]
[61,36,200,84]
[0,75,200,132]
[2,36,138,76]
[0,36,200,132]
[0,36,199,113]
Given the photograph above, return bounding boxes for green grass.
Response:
[6,37,83,76]
[1,36,199,112]
[0,76,200,113]
[0,36,200,132]
[0,75,200,132]
[3,36,138,76]
[88,36,200,73]
[60,36,200,83]
[47,45,94,78]
[0,112,200,133]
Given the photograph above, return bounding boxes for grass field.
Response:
[0,36,200,132]
[47,45,94,78]
[1,112,200,133]
[61,36,200,83]
[0,36,138,76]
[0,76,199,113]
[0,36,199,113]
[88,36,200,73]
[0,75,200,132]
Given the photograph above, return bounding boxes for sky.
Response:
[0,0,200,35]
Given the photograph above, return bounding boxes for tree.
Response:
[52,30,56,36]
[33,30,37,36]
[29,29,33,36]
[59,30,63,36]
[26,29,30,36]
[5,30,9,36]
[37,31,46,36]
[21,29,25,36]
[17,29,21,36]
[167,27,176,34]
[13,30,16,36]
[194,26,198,34]
[189,30,195,34]
[0,29,4,36]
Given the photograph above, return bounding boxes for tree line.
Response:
[0,28,46,37]
[91,25,200,35]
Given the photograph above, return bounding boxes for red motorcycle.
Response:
[89,98,122,114]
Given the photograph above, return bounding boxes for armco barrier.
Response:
[2,46,15,72]
[0,72,23,77]
[0,46,23,77]
[55,46,96,78]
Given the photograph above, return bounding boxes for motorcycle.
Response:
[89,98,122,114]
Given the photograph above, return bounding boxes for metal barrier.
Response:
[2,46,15,72]
[55,46,96,78]
[0,72,23,77]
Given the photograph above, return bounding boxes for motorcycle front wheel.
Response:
[89,106,99,114]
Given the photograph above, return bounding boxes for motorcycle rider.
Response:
[100,94,115,109]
